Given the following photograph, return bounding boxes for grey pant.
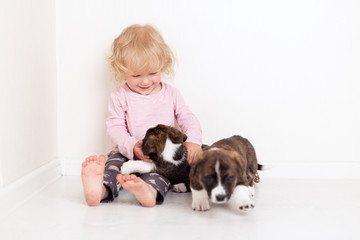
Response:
[101,152,171,204]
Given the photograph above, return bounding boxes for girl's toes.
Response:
[82,162,87,168]
[99,155,106,164]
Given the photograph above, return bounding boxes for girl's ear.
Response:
[167,127,187,143]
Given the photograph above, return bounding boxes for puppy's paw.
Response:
[191,188,210,211]
[248,186,255,198]
[192,200,210,211]
[172,183,187,193]
[121,160,155,175]
[233,185,255,211]
[120,161,135,175]
[235,199,255,211]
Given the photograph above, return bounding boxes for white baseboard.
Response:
[60,158,82,175]
[0,160,61,220]
[61,158,360,180]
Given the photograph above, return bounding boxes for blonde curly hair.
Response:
[108,24,175,85]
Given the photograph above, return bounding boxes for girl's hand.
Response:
[184,142,201,165]
[133,140,152,163]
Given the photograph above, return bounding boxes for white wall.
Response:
[57,0,360,173]
[0,0,57,187]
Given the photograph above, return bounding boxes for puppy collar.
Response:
[254,174,260,183]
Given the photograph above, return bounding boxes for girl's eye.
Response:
[149,72,158,75]
[132,75,141,78]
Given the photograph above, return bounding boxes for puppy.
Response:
[189,135,260,211]
[120,124,190,192]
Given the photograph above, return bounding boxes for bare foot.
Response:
[116,174,157,207]
[81,155,108,206]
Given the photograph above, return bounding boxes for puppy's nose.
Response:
[216,194,226,202]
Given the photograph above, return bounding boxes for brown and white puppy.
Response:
[189,135,260,211]
[120,124,190,192]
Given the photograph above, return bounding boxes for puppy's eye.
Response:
[225,176,234,183]
[204,175,214,183]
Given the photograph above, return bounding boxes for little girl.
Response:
[81,24,202,207]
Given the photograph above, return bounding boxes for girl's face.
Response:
[125,71,162,95]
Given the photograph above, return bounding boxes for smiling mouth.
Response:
[139,86,151,90]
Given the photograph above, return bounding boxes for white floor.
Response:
[1,176,359,240]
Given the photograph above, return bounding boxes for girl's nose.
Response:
[141,77,150,85]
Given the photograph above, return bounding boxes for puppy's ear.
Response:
[167,127,187,143]
[189,151,204,190]
[192,150,204,165]
[142,135,159,156]
[231,151,247,185]
[142,135,157,147]
[201,144,209,149]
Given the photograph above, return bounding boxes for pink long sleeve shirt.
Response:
[106,82,202,159]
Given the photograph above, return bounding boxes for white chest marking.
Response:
[162,138,184,166]
[210,160,227,203]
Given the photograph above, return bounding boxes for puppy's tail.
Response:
[257,164,270,171]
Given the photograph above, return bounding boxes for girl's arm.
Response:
[106,91,138,159]
[173,88,202,163]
